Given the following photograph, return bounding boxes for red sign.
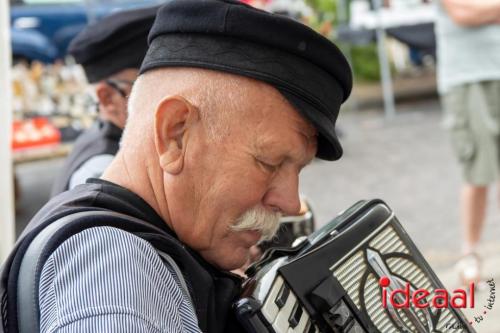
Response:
[380,276,475,309]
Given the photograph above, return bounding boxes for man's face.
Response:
[96,68,138,129]
[165,81,317,271]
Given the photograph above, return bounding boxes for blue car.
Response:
[10,0,164,63]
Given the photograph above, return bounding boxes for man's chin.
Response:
[201,247,250,272]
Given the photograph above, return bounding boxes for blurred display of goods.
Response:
[12,61,91,117]
[11,117,73,165]
[11,60,94,163]
[12,117,61,150]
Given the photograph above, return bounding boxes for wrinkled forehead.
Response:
[238,79,318,138]
[229,80,317,158]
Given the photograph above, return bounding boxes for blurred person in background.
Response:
[50,6,158,196]
[436,0,500,285]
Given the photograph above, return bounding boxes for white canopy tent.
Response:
[340,0,436,118]
[0,0,15,262]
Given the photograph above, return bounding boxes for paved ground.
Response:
[301,100,500,258]
[14,98,500,332]
[298,100,500,332]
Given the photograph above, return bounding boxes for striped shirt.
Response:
[39,226,202,333]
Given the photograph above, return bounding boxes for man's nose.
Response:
[263,170,301,216]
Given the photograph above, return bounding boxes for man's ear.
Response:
[95,82,115,110]
[154,96,199,175]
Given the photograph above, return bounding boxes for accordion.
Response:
[234,199,475,333]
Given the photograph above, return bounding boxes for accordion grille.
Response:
[369,225,409,254]
[364,274,399,332]
[333,250,365,309]
[331,224,470,332]
[386,258,434,292]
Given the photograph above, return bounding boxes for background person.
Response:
[436,0,500,285]
[50,6,158,196]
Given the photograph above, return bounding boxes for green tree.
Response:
[305,0,381,81]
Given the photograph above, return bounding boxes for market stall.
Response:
[337,0,436,117]
[1,0,15,261]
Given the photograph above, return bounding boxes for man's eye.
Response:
[258,160,278,173]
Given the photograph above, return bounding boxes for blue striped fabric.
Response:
[38,226,201,333]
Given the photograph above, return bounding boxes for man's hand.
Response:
[442,0,500,27]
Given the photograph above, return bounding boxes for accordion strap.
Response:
[16,210,188,333]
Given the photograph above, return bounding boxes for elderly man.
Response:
[0,1,351,332]
[50,6,157,195]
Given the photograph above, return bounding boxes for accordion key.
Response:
[234,199,475,333]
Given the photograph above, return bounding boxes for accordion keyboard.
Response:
[261,276,319,333]
[260,275,366,333]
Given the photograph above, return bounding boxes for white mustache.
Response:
[231,206,281,240]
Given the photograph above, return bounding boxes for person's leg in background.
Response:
[458,184,487,284]
[443,81,499,285]
[461,185,487,255]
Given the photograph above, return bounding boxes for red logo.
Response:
[379,276,475,309]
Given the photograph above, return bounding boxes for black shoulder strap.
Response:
[15,210,187,333]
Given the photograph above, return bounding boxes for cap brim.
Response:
[278,89,343,161]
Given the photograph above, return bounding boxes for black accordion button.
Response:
[327,300,353,330]
[275,283,290,309]
[288,302,303,328]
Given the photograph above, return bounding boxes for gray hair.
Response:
[124,67,248,143]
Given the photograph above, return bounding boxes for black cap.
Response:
[68,6,159,83]
[140,0,352,161]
